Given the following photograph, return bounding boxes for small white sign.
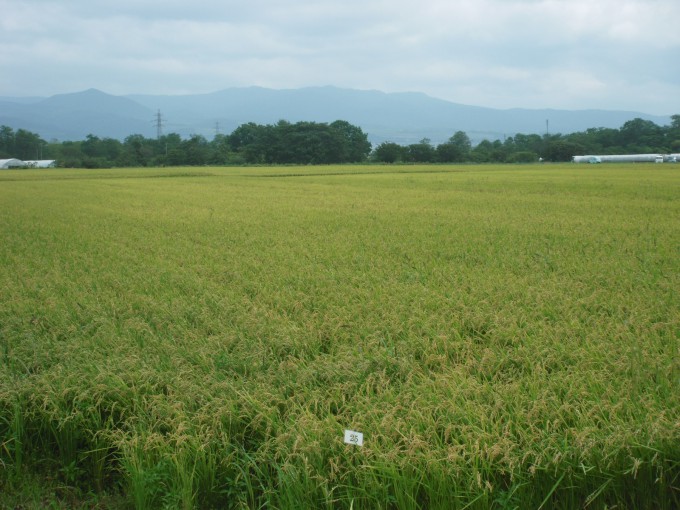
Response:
[344,429,364,446]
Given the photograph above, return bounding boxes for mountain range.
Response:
[0,86,672,145]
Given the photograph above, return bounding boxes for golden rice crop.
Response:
[0,164,678,508]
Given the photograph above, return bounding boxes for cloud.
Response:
[0,0,678,114]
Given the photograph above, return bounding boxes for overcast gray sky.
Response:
[1,0,678,114]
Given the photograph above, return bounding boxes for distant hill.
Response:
[0,89,153,141]
[0,86,672,144]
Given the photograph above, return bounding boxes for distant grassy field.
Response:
[1,164,678,509]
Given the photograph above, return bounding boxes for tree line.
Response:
[1,115,678,167]
[374,115,680,163]
[0,120,371,168]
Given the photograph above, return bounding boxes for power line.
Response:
[154,109,165,140]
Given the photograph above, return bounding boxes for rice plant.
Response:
[0,164,678,508]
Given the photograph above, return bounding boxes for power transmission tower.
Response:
[215,121,220,137]
[154,109,165,140]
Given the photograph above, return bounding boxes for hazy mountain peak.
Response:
[0,87,672,143]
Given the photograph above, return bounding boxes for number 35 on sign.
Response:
[344,429,364,446]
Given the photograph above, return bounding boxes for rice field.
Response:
[0,164,678,509]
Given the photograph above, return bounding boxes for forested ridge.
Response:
[1,115,679,167]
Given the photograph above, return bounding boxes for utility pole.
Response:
[154,109,165,140]
[546,119,549,136]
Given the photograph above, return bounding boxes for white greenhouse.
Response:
[0,158,25,169]
[24,160,56,168]
[572,154,664,164]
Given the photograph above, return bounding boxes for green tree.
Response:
[667,115,680,152]
[292,122,343,164]
[79,134,121,167]
[330,120,372,162]
[210,134,233,164]
[619,118,664,152]
[55,141,84,167]
[436,131,471,162]
[512,133,543,155]
[120,134,154,166]
[488,140,509,162]
[81,134,101,157]
[471,140,493,163]
[181,134,211,165]
[14,128,45,160]
[227,120,370,165]
[406,138,435,162]
[229,122,270,164]
[373,142,405,163]
[0,125,15,157]
[543,138,582,162]
[507,151,539,163]
[100,137,122,161]
[155,133,183,165]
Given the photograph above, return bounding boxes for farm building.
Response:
[0,158,25,169]
[24,160,56,168]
